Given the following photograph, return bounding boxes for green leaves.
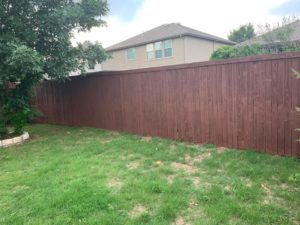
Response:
[228,23,256,43]
[77,41,110,72]
[78,0,109,31]
[0,0,109,136]
[210,44,262,60]
[289,172,300,184]
[5,42,43,78]
[210,46,236,60]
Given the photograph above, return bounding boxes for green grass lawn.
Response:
[0,125,299,225]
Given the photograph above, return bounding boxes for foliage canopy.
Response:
[211,18,300,61]
[228,23,256,43]
[0,0,110,138]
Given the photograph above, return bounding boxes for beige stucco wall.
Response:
[102,38,185,71]
[102,37,228,71]
[184,36,226,63]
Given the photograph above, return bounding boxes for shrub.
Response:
[210,46,236,60]
[210,44,263,60]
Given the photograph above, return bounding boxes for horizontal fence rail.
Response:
[32,52,300,157]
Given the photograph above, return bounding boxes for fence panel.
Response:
[32,53,300,157]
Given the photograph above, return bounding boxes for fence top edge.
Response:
[46,52,300,82]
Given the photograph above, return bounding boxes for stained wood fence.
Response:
[32,52,300,157]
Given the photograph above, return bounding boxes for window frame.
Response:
[146,39,173,60]
[127,47,136,61]
[163,40,173,58]
[146,43,155,60]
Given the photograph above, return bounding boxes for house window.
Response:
[154,41,162,59]
[146,39,172,60]
[163,40,172,57]
[127,48,136,60]
[146,44,155,60]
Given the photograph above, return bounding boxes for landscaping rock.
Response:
[0,132,29,148]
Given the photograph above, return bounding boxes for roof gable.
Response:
[106,23,235,51]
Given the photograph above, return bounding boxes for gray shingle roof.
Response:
[106,23,235,51]
[237,20,300,46]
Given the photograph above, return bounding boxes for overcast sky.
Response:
[74,0,300,48]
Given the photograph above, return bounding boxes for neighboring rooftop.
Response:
[237,20,300,46]
[106,23,235,51]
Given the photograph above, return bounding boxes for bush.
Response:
[210,44,264,60]
[210,46,236,60]
[0,120,8,139]
[3,90,40,135]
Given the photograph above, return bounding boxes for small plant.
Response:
[291,69,300,141]
[296,107,300,141]
[291,68,300,79]
[289,173,300,184]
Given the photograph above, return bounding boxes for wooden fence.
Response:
[32,52,300,157]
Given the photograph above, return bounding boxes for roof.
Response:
[237,20,300,46]
[106,23,235,51]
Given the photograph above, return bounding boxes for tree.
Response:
[228,23,256,43]
[257,16,298,52]
[211,17,300,61]
[0,0,110,138]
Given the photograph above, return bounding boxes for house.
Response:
[69,64,102,76]
[237,20,300,48]
[102,23,235,71]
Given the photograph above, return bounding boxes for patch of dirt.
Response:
[170,144,177,151]
[184,152,211,165]
[121,154,136,161]
[12,185,29,193]
[172,152,211,175]
[154,160,163,166]
[128,204,147,218]
[217,147,227,153]
[271,176,279,181]
[193,152,211,163]
[127,161,140,170]
[229,216,242,224]
[172,217,191,225]
[188,200,198,209]
[224,185,231,192]
[141,136,152,142]
[184,154,192,163]
[186,144,200,149]
[191,177,200,186]
[106,178,123,190]
[100,139,112,144]
[190,176,211,189]
[166,175,175,184]
[171,162,194,174]
[261,183,279,205]
[109,131,120,136]
[261,183,272,194]
[242,177,253,187]
[280,183,288,189]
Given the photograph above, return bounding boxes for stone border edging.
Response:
[0,132,29,148]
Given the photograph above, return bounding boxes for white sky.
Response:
[74,0,296,48]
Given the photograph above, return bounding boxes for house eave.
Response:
[106,34,235,52]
